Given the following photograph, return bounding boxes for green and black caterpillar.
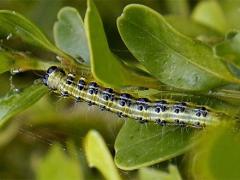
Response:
[43,66,224,128]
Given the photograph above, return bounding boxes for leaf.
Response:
[117,4,240,91]
[165,16,223,45]
[54,7,90,65]
[215,31,240,66]
[191,1,228,34]
[0,10,77,69]
[0,51,58,74]
[0,82,47,127]
[114,120,196,170]
[84,0,159,88]
[189,124,240,180]
[164,0,189,16]
[0,10,58,53]
[139,165,182,180]
[84,130,122,180]
[218,0,240,30]
[36,143,83,180]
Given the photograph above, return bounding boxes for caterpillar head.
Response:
[43,66,65,90]
[42,66,58,86]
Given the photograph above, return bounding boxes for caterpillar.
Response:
[42,66,224,128]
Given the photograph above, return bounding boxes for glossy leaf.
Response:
[191,1,228,34]
[189,124,240,180]
[114,120,196,170]
[84,130,121,180]
[36,143,83,180]
[165,16,222,45]
[0,82,47,127]
[84,0,159,88]
[54,7,90,64]
[117,4,240,91]
[139,165,182,180]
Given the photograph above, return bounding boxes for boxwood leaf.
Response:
[117,4,240,91]
[165,16,222,45]
[139,165,182,180]
[84,130,122,180]
[215,31,240,66]
[114,120,196,170]
[84,0,159,88]
[0,51,58,74]
[0,82,47,127]
[191,1,228,34]
[0,10,77,69]
[189,123,240,180]
[54,7,90,65]
[36,143,83,180]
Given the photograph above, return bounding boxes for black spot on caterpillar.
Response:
[43,66,224,128]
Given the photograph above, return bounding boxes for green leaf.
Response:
[84,0,159,88]
[215,31,240,66]
[0,10,58,54]
[191,1,228,34]
[0,51,58,74]
[117,4,240,91]
[139,165,182,180]
[218,0,240,30]
[165,16,223,45]
[54,7,90,65]
[84,130,122,180]
[189,124,240,180]
[36,143,83,180]
[0,10,77,69]
[114,120,196,170]
[0,82,47,127]
[164,0,189,16]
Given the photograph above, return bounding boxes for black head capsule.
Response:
[46,66,58,75]
[195,107,208,117]
[155,100,167,113]
[66,73,75,85]
[102,88,114,101]
[136,98,149,111]
[173,102,187,113]
[88,82,99,95]
[119,93,132,107]
[78,78,86,90]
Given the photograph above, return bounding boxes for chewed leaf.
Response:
[84,0,159,88]
[0,51,58,74]
[117,4,240,91]
[0,82,47,127]
[54,7,90,65]
[114,120,197,170]
[0,10,77,69]
[84,130,121,180]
